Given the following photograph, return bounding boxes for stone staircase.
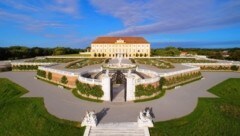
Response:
[85,122,149,136]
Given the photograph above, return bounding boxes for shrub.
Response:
[160,71,202,87]
[37,70,46,78]
[76,81,104,98]
[61,76,68,84]
[135,84,159,97]
[48,72,52,80]
[231,65,239,71]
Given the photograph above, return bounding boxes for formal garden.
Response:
[159,58,216,63]
[26,58,79,63]
[66,58,107,69]
[0,78,84,136]
[150,78,240,136]
[134,58,174,69]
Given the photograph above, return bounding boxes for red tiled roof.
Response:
[92,37,149,44]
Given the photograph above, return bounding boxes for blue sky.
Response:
[0,0,240,48]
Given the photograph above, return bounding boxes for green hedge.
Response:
[200,65,239,71]
[48,72,52,80]
[76,80,103,99]
[61,76,68,84]
[37,70,46,78]
[12,65,38,70]
[160,71,202,87]
[135,84,160,97]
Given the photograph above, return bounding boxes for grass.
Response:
[150,78,240,136]
[0,78,85,136]
[72,88,103,103]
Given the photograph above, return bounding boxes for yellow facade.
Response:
[90,38,151,58]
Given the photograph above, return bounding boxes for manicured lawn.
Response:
[150,78,240,136]
[0,78,85,136]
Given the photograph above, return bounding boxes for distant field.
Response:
[150,78,240,136]
[0,78,85,136]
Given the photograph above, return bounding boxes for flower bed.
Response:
[135,58,174,69]
[66,58,106,69]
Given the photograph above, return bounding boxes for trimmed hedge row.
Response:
[160,71,202,87]
[76,80,103,99]
[160,58,216,63]
[200,65,239,71]
[135,84,160,98]
[12,65,38,70]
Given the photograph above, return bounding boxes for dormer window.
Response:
[116,39,125,43]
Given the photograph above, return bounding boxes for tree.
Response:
[48,72,52,80]
[61,76,68,84]
[53,47,66,55]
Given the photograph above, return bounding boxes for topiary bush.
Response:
[37,70,46,78]
[231,65,239,71]
[61,76,68,84]
[48,72,52,80]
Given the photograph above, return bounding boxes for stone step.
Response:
[88,122,147,136]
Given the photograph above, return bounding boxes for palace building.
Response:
[90,37,150,58]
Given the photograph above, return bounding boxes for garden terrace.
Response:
[159,58,216,63]
[150,78,240,136]
[135,58,174,69]
[25,58,79,63]
[65,58,107,69]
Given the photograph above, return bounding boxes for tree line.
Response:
[0,46,85,60]
[151,46,240,61]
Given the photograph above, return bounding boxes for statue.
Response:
[81,111,98,127]
[137,109,154,127]
[128,69,131,76]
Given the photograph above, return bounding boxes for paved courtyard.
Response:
[1,71,239,123]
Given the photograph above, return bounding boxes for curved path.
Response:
[0,71,239,123]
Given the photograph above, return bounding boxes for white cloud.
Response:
[91,0,240,36]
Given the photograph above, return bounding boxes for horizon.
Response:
[0,0,240,48]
